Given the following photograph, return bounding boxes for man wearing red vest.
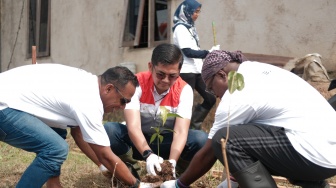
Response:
[104,43,207,177]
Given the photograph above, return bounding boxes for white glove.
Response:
[160,180,176,188]
[146,153,164,175]
[168,159,176,178]
[99,164,112,179]
[140,182,159,188]
[209,45,221,52]
[217,178,239,188]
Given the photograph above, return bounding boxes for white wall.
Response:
[195,0,336,71]
[1,0,335,74]
[1,0,128,75]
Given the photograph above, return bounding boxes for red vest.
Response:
[136,71,187,134]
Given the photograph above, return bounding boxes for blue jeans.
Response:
[104,122,207,161]
[0,108,69,188]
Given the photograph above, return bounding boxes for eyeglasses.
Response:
[205,76,216,96]
[152,66,179,81]
[113,85,131,105]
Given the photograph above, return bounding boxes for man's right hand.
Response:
[160,180,176,188]
[146,154,163,175]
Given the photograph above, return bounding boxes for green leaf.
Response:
[158,134,164,144]
[236,73,245,91]
[150,127,160,132]
[150,133,158,144]
[167,113,182,118]
[160,106,169,125]
[228,71,245,94]
[160,128,175,133]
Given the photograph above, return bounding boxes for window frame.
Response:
[121,0,171,48]
[27,0,51,58]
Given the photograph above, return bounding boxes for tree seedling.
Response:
[221,70,244,188]
[149,106,181,158]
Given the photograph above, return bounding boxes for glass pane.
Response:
[154,0,168,41]
[123,0,140,42]
[28,0,37,54]
[39,0,49,53]
[137,0,148,48]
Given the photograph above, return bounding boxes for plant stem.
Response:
[221,96,232,188]
[157,137,160,158]
[221,138,231,188]
[111,162,118,188]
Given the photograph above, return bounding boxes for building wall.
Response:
[1,0,335,74]
[1,0,127,74]
[197,0,336,71]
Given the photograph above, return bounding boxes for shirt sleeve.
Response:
[208,93,257,139]
[174,25,199,50]
[176,84,193,119]
[125,86,142,110]
[72,97,110,146]
[181,48,209,59]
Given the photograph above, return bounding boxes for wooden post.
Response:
[32,46,36,64]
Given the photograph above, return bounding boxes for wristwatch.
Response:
[142,149,153,159]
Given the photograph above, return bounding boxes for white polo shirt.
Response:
[0,64,110,146]
[209,61,336,168]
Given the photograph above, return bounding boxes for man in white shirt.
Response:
[161,50,336,188]
[0,64,146,187]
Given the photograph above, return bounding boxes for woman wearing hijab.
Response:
[172,0,219,130]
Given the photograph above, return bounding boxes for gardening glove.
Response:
[217,178,239,188]
[168,159,176,178]
[209,45,220,53]
[140,182,159,188]
[129,179,158,188]
[146,153,164,176]
[99,164,112,179]
[160,180,176,188]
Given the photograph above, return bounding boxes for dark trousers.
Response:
[104,122,207,161]
[180,73,216,110]
[212,124,336,181]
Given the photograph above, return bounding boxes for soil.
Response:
[141,160,175,187]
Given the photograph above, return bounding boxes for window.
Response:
[122,0,171,48]
[27,0,50,58]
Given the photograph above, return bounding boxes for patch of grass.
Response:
[0,134,221,188]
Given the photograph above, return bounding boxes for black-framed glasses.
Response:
[113,85,131,105]
[152,66,179,81]
[205,76,216,96]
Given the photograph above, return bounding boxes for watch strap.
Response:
[142,149,153,159]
